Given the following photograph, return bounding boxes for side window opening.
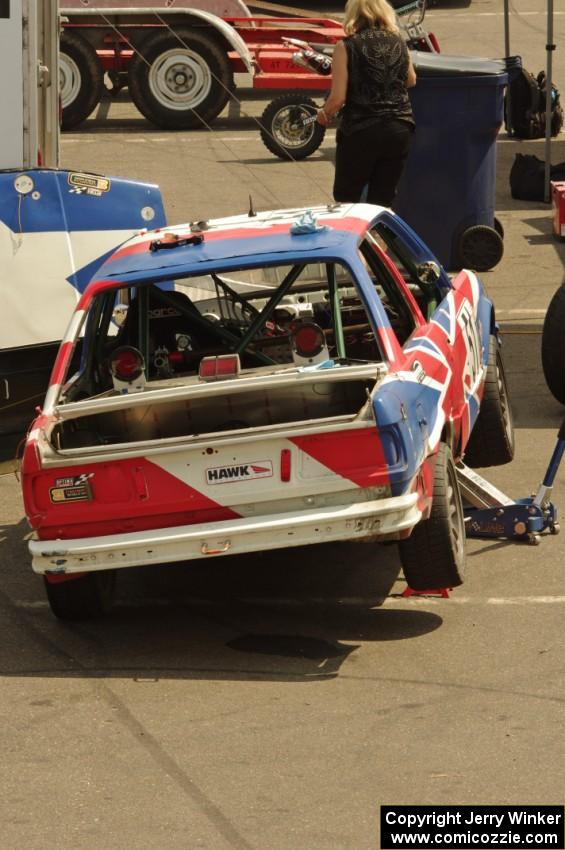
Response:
[359,238,417,346]
[370,223,441,320]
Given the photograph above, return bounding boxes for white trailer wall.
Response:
[0,0,59,169]
[0,0,25,168]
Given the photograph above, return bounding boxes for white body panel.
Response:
[0,224,141,348]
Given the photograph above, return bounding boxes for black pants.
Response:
[333,119,414,207]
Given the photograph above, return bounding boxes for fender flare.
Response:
[60,6,256,75]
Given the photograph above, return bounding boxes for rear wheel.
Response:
[128,28,233,130]
[60,30,104,129]
[260,93,326,160]
[44,571,116,621]
[464,335,515,467]
[542,282,565,404]
[399,443,466,590]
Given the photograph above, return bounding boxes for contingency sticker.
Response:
[49,474,93,503]
[68,172,111,196]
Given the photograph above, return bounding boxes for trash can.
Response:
[394,54,521,271]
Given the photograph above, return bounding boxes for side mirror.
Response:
[416,261,441,286]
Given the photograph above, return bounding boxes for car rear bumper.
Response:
[30,493,421,575]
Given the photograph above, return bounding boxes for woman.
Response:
[316,0,417,207]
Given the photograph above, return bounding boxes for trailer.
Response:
[59,0,437,130]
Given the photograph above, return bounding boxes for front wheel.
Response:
[399,443,466,591]
[542,283,565,404]
[44,571,116,621]
[464,335,515,467]
[260,93,326,160]
[128,28,233,130]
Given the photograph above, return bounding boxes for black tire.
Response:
[458,224,504,272]
[464,335,515,467]
[60,31,104,130]
[399,443,466,590]
[493,216,504,239]
[260,93,326,160]
[44,571,116,621]
[542,282,565,404]
[128,28,233,130]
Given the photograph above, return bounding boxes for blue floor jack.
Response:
[458,422,564,545]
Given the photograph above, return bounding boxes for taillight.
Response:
[109,346,145,382]
[428,32,440,53]
[291,322,326,359]
[280,448,292,482]
[199,354,241,382]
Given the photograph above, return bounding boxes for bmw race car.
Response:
[21,203,514,619]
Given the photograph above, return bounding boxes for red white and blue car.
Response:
[21,203,515,619]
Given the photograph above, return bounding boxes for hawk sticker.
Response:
[206,461,273,485]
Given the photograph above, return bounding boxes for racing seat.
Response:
[115,288,205,376]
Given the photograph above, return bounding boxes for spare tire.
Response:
[542,282,565,404]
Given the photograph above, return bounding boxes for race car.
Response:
[20,203,514,619]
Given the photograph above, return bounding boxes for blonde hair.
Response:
[343,0,399,35]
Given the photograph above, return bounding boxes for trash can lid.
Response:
[412,52,522,78]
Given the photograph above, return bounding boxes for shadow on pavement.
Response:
[0,526,444,681]
[501,329,565,429]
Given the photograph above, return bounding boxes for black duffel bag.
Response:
[510,154,565,201]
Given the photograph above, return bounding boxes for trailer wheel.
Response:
[399,443,466,591]
[60,31,104,130]
[458,224,504,272]
[464,335,515,468]
[542,282,565,404]
[128,28,233,130]
[44,571,116,621]
[260,94,326,160]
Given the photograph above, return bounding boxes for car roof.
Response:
[88,203,386,294]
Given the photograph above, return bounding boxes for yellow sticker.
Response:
[68,172,111,193]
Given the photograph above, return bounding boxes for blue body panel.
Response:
[0,169,166,234]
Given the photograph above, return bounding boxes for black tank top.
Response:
[341,27,415,135]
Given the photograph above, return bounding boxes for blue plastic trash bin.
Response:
[394,54,518,271]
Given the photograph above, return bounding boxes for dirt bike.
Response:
[259,0,439,161]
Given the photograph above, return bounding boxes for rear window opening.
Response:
[64,260,386,399]
[52,259,387,450]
